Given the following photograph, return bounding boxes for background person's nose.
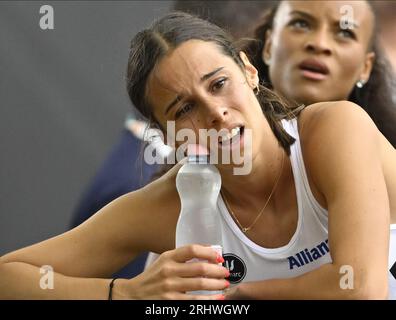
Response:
[304,29,332,55]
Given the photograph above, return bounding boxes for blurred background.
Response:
[1,0,395,256]
[0,1,173,255]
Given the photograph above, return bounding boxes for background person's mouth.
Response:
[299,59,329,81]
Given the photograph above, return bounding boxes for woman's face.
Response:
[263,0,375,105]
[147,40,265,166]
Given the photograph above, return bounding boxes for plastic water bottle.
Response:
[175,144,223,295]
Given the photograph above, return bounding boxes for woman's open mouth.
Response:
[299,59,330,81]
[218,125,245,149]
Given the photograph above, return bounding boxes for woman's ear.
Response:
[360,51,375,83]
[239,51,259,89]
[262,29,272,66]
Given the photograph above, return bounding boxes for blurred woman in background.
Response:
[246,0,396,147]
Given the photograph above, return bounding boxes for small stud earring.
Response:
[356,79,366,89]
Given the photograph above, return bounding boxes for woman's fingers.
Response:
[158,260,228,279]
[170,244,222,264]
[158,292,225,300]
[142,276,228,300]
[185,293,226,300]
[173,277,230,293]
[176,261,229,279]
[138,245,230,300]
[156,263,229,293]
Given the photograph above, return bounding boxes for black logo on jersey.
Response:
[390,261,396,280]
[223,253,246,283]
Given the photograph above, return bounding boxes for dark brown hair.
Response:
[126,11,305,157]
[244,2,396,147]
[173,0,278,39]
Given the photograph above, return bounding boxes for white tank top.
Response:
[216,118,396,299]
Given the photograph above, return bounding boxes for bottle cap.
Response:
[187,144,209,156]
[187,144,209,164]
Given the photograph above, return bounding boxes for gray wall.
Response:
[0,1,173,255]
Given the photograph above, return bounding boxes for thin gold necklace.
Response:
[221,150,285,234]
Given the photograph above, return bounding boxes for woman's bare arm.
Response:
[0,184,156,299]
[0,262,111,299]
[0,188,153,279]
[0,161,229,299]
[226,102,390,299]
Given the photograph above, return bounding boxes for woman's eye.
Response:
[289,19,309,30]
[211,78,227,92]
[175,103,194,119]
[337,29,356,39]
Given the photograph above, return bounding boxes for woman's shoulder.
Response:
[298,100,372,136]
[296,100,380,151]
[295,100,383,197]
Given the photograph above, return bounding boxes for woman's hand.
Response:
[113,244,230,300]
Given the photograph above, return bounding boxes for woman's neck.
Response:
[219,127,287,209]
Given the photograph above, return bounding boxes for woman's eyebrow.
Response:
[290,10,360,30]
[164,95,182,115]
[200,67,224,82]
[289,10,315,20]
[164,67,225,115]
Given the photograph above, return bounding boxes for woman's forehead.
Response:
[277,0,374,27]
[148,40,237,98]
[152,40,234,87]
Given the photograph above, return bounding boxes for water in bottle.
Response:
[175,144,223,295]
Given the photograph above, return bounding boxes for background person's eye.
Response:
[175,103,194,119]
[211,78,227,92]
[289,18,310,30]
[337,28,356,39]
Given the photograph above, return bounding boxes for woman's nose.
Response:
[304,29,332,55]
[204,104,229,127]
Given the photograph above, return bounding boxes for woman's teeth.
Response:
[220,126,241,143]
